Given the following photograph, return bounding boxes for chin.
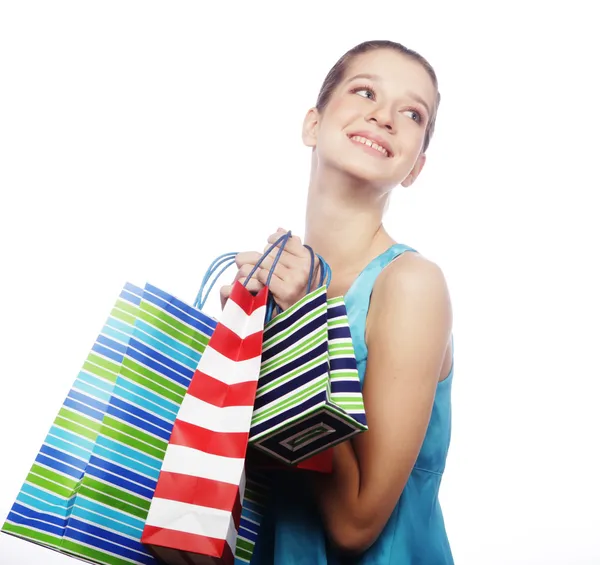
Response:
[334,156,400,191]
[316,144,404,191]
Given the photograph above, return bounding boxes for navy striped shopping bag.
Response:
[249,283,368,466]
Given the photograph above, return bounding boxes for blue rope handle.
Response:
[270,244,331,319]
[263,231,295,321]
[316,254,332,288]
[203,252,237,285]
[194,252,237,310]
[195,231,292,311]
[303,245,316,294]
[194,253,237,310]
[245,230,291,288]
[268,243,317,320]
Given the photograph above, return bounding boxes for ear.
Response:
[401,153,427,188]
[302,107,320,148]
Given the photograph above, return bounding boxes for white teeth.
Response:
[350,135,389,157]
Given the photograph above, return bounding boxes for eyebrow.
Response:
[345,73,433,120]
[345,73,379,84]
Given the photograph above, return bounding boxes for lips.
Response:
[347,131,394,157]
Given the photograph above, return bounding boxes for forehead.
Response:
[342,49,437,104]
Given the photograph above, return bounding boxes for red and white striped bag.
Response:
[141,281,269,565]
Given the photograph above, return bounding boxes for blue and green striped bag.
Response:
[2,282,216,565]
[1,277,265,565]
[249,256,368,466]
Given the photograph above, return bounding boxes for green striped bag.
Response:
[1,282,217,565]
[249,285,368,465]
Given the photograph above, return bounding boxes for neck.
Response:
[303,164,395,286]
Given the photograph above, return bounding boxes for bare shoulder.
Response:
[376,251,451,303]
[367,251,453,341]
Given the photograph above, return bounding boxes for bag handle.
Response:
[315,253,332,288]
[269,246,332,319]
[194,254,236,310]
[194,231,292,310]
[303,245,317,294]
[306,246,331,290]
[267,243,318,320]
[245,230,291,288]
[196,252,237,306]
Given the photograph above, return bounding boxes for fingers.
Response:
[260,245,296,269]
[235,247,294,275]
[235,230,306,273]
[219,284,232,310]
[266,229,306,259]
[255,267,287,299]
[219,274,264,310]
[234,263,265,289]
[235,251,263,269]
[255,266,306,311]
[229,248,288,296]
[254,253,292,279]
[262,230,310,274]
[235,243,295,272]
[224,230,312,314]
[234,257,292,297]
[235,263,260,280]
[241,278,265,294]
[262,229,313,309]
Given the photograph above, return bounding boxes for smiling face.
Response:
[303,48,439,191]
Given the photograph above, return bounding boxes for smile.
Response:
[348,135,391,158]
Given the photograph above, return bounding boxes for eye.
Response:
[402,109,423,124]
[351,86,376,100]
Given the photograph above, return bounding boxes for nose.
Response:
[365,104,395,132]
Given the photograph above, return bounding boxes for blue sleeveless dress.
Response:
[250,244,454,564]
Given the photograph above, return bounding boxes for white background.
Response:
[1,1,599,564]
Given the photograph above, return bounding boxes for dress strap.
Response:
[344,244,417,363]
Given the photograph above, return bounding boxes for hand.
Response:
[254,228,315,312]
[219,253,266,309]
[219,229,318,312]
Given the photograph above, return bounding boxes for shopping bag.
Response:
[245,442,333,473]
[1,282,144,557]
[141,232,290,565]
[141,282,267,565]
[233,470,268,564]
[2,282,217,565]
[249,255,368,466]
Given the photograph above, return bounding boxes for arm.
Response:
[313,253,453,554]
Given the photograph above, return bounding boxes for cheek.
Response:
[317,102,358,149]
[326,96,346,114]
[323,96,356,126]
[401,125,426,154]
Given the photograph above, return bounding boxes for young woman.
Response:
[221,40,454,565]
